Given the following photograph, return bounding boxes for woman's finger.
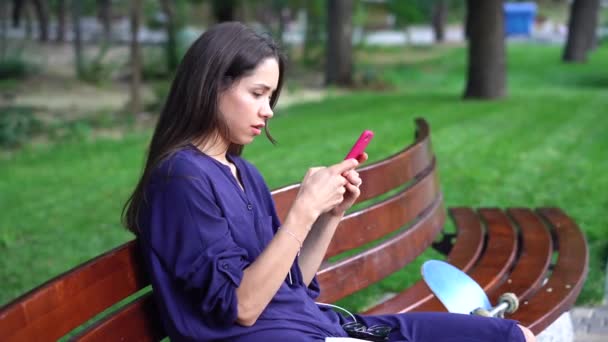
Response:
[345,171,361,186]
[356,152,368,164]
[345,183,359,193]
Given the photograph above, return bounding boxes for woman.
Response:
[123,22,535,342]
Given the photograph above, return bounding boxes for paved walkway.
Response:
[572,305,608,341]
[570,262,608,341]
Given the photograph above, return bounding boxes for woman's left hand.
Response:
[331,153,368,216]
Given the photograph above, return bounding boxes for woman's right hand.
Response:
[293,159,359,221]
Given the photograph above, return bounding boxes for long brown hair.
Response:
[122,22,285,234]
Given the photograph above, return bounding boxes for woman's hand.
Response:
[331,153,368,216]
[293,159,359,221]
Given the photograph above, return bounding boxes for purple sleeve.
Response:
[144,175,249,326]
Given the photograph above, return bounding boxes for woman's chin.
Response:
[237,136,255,145]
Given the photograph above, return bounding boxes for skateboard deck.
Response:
[421,260,518,318]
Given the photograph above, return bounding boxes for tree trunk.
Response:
[160,0,178,72]
[30,0,49,42]
[562,0,600,62]
[12,0,24,28]
[130,0,143,115]
[211,0,236,22]
[55,0,65,43]
[432,0,447,43]
[303,0,323,66]
[1,0,8,59]
[463,2,471,41]
[326,0,354,86]
[464,0,506,99]
[71,0,83,76]
[24,1,32,39]
[97,0,112,44]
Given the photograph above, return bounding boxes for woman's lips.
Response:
[251,126,262,135]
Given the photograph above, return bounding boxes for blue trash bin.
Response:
[504,2,537,37]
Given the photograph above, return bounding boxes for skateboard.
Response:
[421,260,519,318]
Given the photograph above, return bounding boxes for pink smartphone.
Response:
[344,130,374,160]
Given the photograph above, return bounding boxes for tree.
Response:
[211,0,236,22]
[30,0,49,42]
[253,0,292,47]
[97,0,112,44]
[387,0,426,44]
[326,0,354,86]
[11,0,24,28]
[431,0,447,43]
[303,0,324,67]
[130,0,143,114]
[390,0,458,45]
[562,0,601,63]
[24,1,33,39]
[464,0,506,99]
[55,0,66,43]
[160,0,185,72]
[71,0,84,76]
[1,0,8,59]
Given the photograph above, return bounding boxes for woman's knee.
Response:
[517,325,536,342]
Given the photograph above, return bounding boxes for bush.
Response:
[142,48,171,80]
[353,65,392,90]
[146,80,172,112]
[0,106,42,148]
[0,57,34,79]
[78,43,117,85]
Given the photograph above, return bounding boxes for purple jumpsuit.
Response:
[137,145,525,342]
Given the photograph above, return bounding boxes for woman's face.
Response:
[218,57,279,146]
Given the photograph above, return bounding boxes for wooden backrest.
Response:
[0,119,443,341]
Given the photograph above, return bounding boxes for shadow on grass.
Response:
[570,75,608,89]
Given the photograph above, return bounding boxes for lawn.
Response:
[1,42,607,313]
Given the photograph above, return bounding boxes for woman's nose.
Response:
[260,101,274,118]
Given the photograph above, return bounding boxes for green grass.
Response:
[1,43,607,314]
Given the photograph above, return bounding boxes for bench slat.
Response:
[70,292,164,342]
[325,161,439,259]
[511,208,588,334]
[0,241,147,342]
[472,209,519,288]
[316,193,446,303]
[487,208,553,303]
[271,119,433,222]
[412,208,518,312]
[442,208,485,270]
[362,207,485,315]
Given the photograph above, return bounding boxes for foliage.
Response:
[386,0,431,27]
[77,43,117,85]
[142,47,171,80]
[302,0,326,67]
[352,64,392,90]
[0,57,32,79]
[147,80,172,112]
[0,106,41,148]
[385,0,467,27]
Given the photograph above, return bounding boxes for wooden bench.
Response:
[0,118,588,341]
